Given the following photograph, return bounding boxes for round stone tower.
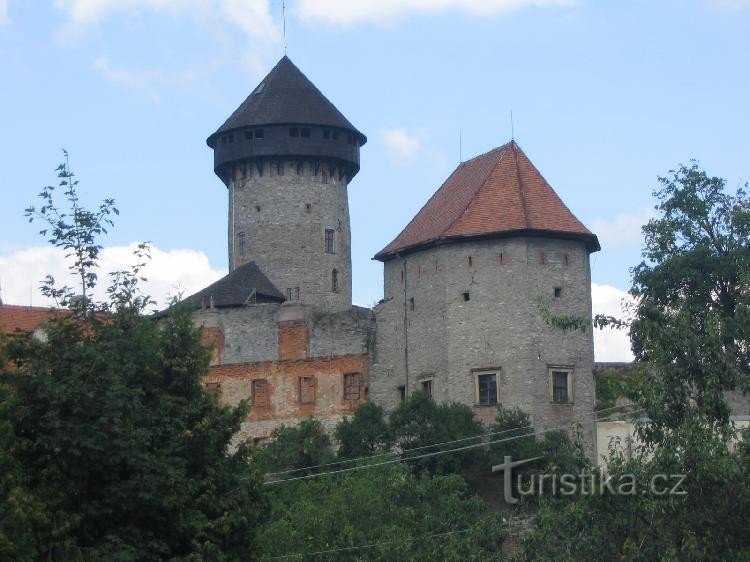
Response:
[207,56,366,312]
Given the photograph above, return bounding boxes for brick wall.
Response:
[278,320,309,360]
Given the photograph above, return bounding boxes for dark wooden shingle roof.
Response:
[182,261,284,309]
[375,141,599,260]
[207,56,365,146]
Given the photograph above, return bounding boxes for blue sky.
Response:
[1,0,749,360]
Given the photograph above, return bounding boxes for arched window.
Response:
[331,269,339,293]
[237,232,246,257]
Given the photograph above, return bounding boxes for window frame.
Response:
[343,372,363,401]
[419,376,434,399]
[324,228,336,254]
[474,369,500,406]
[299,376,315,404]
[251,378,270,408]
[548,367,574,404]
[237,231,246,257]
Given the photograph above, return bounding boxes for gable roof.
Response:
[374,141,599,260]
[207,56,366,147]
[181,261,285,310]
[0,304,67,335]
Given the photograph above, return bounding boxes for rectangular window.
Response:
[476,372,498,406]
[237,232,246,257]
[550,369,572,403]
[286,288,292,301]
[204,382,221,395]
[344,373,363,401]
[289,127,299,137]
[397,385,406,402]
[325,229,335,254]
[300,127,311,138]
[252,379,269,408]
[299,376,315,404]
[420,378,433,399]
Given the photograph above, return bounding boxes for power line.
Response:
[266,403,638,478]
[264,406,643,485]
[261,526,474,560]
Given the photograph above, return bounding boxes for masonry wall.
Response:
[227,160,353,312]
[371,237,596,446]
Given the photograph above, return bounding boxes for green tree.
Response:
[0,156,267,560]
[630,162,750,439]
[258,463,507,561]
[390,391,484,475]
[258,418,334,475]
[335,401,392,459]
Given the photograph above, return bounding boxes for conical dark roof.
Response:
[207,56,366,146]
[375,141,599,260]
[182,261,285,309]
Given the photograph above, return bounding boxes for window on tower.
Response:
[237,232,246,257]
[475,372,498,406]
[331,269,339,293]
[325,229,335,254]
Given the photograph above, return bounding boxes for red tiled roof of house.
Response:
[0,304,67,335]
[374,141,599,260]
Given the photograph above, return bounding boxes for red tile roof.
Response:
[374,141,599,260]
[0,304,67,335]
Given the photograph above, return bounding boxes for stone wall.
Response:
[227,159,353,312]
[371,236,596,449]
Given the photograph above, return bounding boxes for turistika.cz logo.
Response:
[491,456,687,504]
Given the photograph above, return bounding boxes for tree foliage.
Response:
[0,155,267,560]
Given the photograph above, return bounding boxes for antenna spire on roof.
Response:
[510,110,514,141]
[282,1,287,55]
[459,130,462,163]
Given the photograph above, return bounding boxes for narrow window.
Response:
[397,385,406,402]
[554,287,562,298]
[305,203,312,212]
[286,288,292,301]
[294,287,300,300]
[254,128,264,139]
[462,292,470,302]
[344,373,362,401]
[252,379,269,408]
[300,127,311,138]
[550,369,573,403]
[325,229,335,254]
[299,376,315,404]
[255,205,261,212]
[499,253,505,265]
[563,254,569,266]
[237,232,246,257]
[477,373,498,406]
[420,378,433,398]
[468,256,473,267]
[331,269,339,293]
[409,297,415,311]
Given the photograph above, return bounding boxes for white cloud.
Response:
[0,243,225,311]
[54,0,280,42]
[0,0,8,26]
[382,128,423,162]
[591,282,634,363]
[296,0,572,26]
[590,208,653,250]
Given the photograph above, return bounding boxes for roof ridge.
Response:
[512,143,531,229]
[442,144,512,237]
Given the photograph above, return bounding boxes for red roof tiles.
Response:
[374,141,599,260]
[0,304,67,335]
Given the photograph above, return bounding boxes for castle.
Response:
[189,56,600,447]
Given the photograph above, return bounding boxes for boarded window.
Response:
[299,376,315,404]
[252,379,269,408]
[344,373,363,401]
[477,373,498,406]
[204,382,221,395]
